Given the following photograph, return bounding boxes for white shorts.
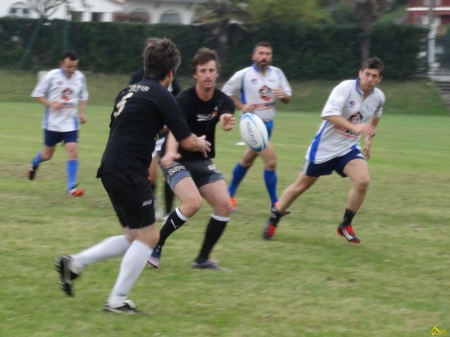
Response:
[152,137,166,158]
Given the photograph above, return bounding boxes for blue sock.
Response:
[228,163,248,197]
[264,169,278,207]
[32,151,43,166]
[67,160,78,190]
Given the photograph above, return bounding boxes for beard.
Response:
[256,60,271,71]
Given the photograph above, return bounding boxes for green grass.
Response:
[1,69,448,115]
[0,95,449,336]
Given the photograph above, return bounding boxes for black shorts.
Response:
[161,159,224,190]
[100,170,155,229]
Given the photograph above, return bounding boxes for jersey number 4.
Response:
[113,92,134,118]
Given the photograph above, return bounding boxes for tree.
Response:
[25,0,90,19]
[344,0,395,61]
[193,0,253,76]
[248,0,329,23]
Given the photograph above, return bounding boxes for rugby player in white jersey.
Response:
[262,57,385,243]
[27,50,88,197]
[222,42,292,212]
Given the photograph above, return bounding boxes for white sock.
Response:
[71,235,131,274]
[107,240,152,303]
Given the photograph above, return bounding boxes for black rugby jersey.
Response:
[171,86,234,160]
[97,78,191,177]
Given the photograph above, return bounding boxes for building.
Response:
[407,0,450,27]
[1,0,203,24]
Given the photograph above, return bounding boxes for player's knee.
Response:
[41,152,53,161]
[355,176,370,191]
[183,195,202,216]
[240,159,254,169]
[264,159,277,170]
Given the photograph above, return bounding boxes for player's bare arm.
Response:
[229,95,254,113]
[220,113,235,131]
[323,115,375,136]
[363,117,380,159]
[179,134,211,158]
[78,100,88,124]
[273,89,291,104]
[35,96,64,110]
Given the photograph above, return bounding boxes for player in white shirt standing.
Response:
[27,50,89,197]
[262,57,385,243]
[222,42,292,213]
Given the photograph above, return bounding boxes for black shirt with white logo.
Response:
[97,78,192,177]
[171,86,234,160]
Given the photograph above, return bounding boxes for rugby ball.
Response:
[239,113,268,152]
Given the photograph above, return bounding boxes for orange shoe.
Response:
[230,197,237,212]
[67,186,85,197]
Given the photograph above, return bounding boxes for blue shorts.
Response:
[264,120,274,139]
[44,130,78,147]
[301,149,366,178]
[161,159,224,190]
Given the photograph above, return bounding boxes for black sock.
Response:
[268,208,284,227]
[164,181,174,214]
[158,207,188,247]
[342,208,356,225]
[196,215,228,262]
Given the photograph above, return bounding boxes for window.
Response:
[160,10,181,24]
[9,2,30,18]
[71,11,83,22]
[129,8,150,23]
[92,12,103,22]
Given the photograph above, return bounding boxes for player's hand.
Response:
[220,114,235,131]
[241,103,255,113]
[50,101,64,110]
[160,152,181,169]
[160,125,168,133]
[274,89,286,99]
[363,142,372,159]
[79,114,87,124]
[353,124,375,136]
[197,135,211,158]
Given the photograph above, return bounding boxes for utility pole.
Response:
[428,0,435,73]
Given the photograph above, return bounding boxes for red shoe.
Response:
[230,197,237,212]
[67,186,85,197]
[337,223,360,244]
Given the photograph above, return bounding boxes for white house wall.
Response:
[1,0,123,22]
[0,0,198,24]
[122,0,196,24]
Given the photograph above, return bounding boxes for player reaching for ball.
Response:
[148,47,235,270]
[222,41,292,213]
[262,57,385,243]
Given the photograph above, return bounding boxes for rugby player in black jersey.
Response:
[148,47,235,270]
[55,38,210,314]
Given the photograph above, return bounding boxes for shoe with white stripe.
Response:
[337,223,360,244]
[103,300,141,314]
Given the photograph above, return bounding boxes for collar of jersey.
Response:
[59,67,76,79]
[252,63,271,72]
[355,78,374,95]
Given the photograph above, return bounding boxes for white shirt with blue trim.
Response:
[31,68,89,132]
[221,64,292,122]
[305,79,385,164]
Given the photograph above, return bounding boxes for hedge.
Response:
[0,18,426,79]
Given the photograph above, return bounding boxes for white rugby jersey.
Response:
[305,79,385,163]
[222,64,292,122]
[31,68,89,132]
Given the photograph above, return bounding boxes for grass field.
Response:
[0,72,449,336]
